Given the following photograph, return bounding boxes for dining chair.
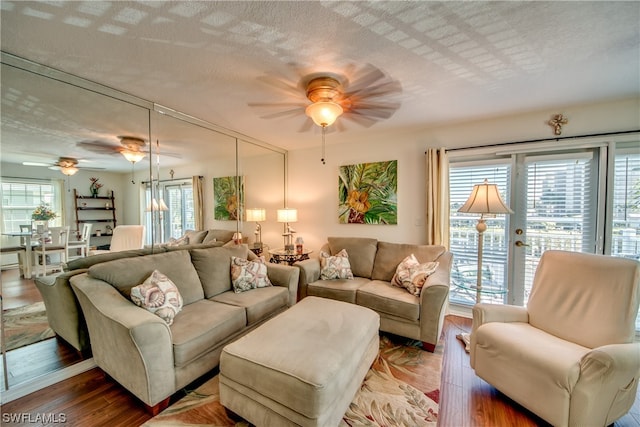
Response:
[34,226,70,276]
[67,223,92,260]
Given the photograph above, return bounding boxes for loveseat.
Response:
[69,244,299,412]
[296,237,452,352]
[35,243,224,354]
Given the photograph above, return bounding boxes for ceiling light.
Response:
[305,101,343,127]
[121,149,145,163]
[60,166,78,176]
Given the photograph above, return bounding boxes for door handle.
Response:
[515,240,530,247]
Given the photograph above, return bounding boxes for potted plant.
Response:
[32,202,57,232]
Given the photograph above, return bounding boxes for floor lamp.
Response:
[456,179,513,351]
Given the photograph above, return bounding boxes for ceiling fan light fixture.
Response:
[305,101,343,127]
[121,149,146,163]
[61,166,78,176]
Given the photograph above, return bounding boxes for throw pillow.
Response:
[165,234,189,247]
[391,254,420,287]
[320,249,354,280]
[402,261,440,296]
[130,270,183,325]
[230,256,272,293]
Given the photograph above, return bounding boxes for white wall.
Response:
[286,98,640,254]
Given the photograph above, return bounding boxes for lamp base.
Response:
[456,332,471,353]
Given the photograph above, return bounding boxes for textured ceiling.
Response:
[1,1,639,168]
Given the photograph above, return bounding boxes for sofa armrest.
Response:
[266,262,300,306]
[34,269,90,352]
[70,273,174,406]
[472,303,529,332]
[418,254,452,349]
[295,258,321,300]
[572,343,640,426]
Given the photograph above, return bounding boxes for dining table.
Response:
[2,231,38,279]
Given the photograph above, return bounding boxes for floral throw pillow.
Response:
[320,249,354,280]
[392,255,439,296]
[391,254,420,287]
[130,270,183,325]
[231,256,272,293]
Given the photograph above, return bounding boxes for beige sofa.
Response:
[296,237,452,352]
[70,245,299,413]
[35,243,224,354]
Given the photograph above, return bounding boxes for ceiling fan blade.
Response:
[255,75,305,98]
[77,140,120,155]
[248,102,307,108]
[345,64,386,94]
[342,111,378,128]
[297,117,314,133]
[260,107,305,120]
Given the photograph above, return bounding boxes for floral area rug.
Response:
[144,333,442,427]
[1,302,55,352]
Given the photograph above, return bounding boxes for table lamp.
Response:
[277,208,297,251]
[246,208,266,248]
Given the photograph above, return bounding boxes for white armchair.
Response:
[471,250,640,427]
[89,225,145,256]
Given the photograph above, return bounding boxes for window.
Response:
[1,178,63,233]
[144,180,194,244]
[449,162,511,305]
[448,137,640,331]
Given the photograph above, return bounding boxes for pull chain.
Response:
[321,125,326,165]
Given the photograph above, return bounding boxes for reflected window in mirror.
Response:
[144,179,194,244]
[1,178,64,233]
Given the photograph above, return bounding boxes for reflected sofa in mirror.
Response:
[0,54,153,393]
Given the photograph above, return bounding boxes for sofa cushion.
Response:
[372,242,446,281]
[88,250,205,305]
[171,299,247,368]
[327,237,378,278]
[230,256,272,293]
[307,277,370,304]
[356,280,421,322]
[130,270,183,325]
[211,287,289,326]
[203,229,235,244]
[190,245,250,298]
[320,249,354,280]
[185,230,208,244]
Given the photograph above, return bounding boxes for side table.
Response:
[269,248,313,266]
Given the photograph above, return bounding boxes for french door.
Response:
[449,146,604,307]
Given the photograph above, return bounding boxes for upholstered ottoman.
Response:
[219,296,380,427]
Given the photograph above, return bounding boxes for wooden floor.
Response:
[2,267,640,426]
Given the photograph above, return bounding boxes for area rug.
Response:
[144,333,442,427]
[1,302,55,352]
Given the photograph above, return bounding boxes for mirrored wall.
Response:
[0,52,286,397]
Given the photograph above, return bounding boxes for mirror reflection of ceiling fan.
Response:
[24,156,106,176]
[77,136,182,163]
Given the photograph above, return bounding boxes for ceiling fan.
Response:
[78,136,182,162]
[250,63,403,133]
[24,156,106,176]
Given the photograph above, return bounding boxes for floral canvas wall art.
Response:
[339,160,397,224]
[213,176,244,221]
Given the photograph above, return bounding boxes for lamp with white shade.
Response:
[277,208,298,251]
[456,179,513,351]
[246,208,266,248]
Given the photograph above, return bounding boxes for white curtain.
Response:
[193,176,204,231]
[425,148,450,247]
[53,178,65,227]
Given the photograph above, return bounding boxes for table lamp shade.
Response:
[277,208,298,223]
[246,208,266,222]
[458,179,513,215]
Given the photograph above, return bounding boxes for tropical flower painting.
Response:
[339,160,397,224]
[213,176,244,221]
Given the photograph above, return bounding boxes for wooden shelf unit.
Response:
[73,189,117,241]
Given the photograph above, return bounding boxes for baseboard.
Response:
[448,303,472,319]
[1,358,96,404]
